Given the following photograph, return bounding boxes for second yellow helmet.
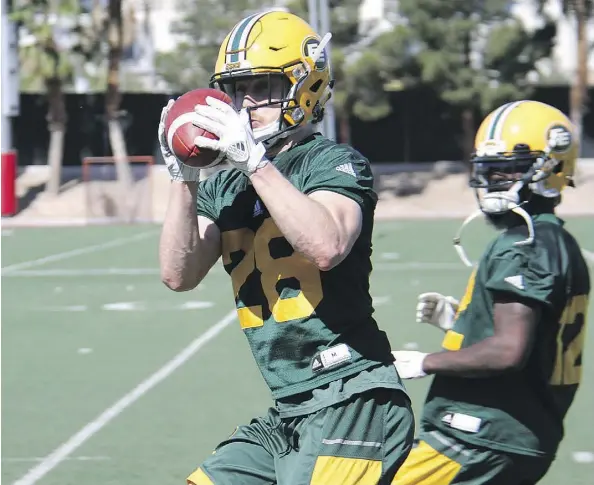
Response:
[472,100,577,197]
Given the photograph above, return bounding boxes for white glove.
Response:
[158,99,201,182]
[392,350,428,379]
[416,292,459,332]
[192,97,268,175]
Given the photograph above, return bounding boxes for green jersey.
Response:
[422,213,590,457]
[197,134,396,400]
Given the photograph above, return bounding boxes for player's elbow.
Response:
[497,342,530,372]
[314,243,348,271]
[161,272,199,292]
[315,254,340,272]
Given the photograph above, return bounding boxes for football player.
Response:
[158,10,414,485]
[392,100,591,485]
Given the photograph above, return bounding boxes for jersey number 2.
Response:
[222,218,323,329]
[550,295,588,386]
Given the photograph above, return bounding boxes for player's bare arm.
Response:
[249,163,362,271]
[422,294,539,377]
[159,181,222,291]
[156,96,223,292]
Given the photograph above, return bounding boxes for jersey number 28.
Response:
[222,218,323,329]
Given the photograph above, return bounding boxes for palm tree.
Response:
[13,0,112,195]
[106,0,133,215]
[13,0,81,195]
[571,0,591,147]
[538,0,592,147]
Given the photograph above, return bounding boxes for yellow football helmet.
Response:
[210,10,333,147]
[472,100,577,198]
[454,100,578,267]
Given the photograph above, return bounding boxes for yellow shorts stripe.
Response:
[311,456,382,485]
[392,440,461,485]
[237,305,264,329]
[187,467,214,485]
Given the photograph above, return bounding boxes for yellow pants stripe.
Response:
[311,456,382,485]
[187,467,214,485]
[392,440,461,485]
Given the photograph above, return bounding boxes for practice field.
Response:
[2,218,593,485]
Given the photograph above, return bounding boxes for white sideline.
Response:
[11,309,238,485]
[1,230,157,274]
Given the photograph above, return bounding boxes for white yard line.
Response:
[1,230,157,274]
[12,309,237,485]
[3,456,110,463]
[2,266,226,277]
[375,262,466,271]
[3,268,161,277]
[3,262,469,277]
[4,253,591,279]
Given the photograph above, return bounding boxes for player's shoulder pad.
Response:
[488,229,557,277]
[310,138,372,176]
[493,223,561,258]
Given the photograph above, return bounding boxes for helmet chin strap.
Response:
[253,119,291,148]
[453,180,535,267]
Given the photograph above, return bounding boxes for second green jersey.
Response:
[197,134,399,400]
[422,213,590,457]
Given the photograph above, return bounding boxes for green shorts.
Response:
[187,387,414,485]
[393,427,553,485]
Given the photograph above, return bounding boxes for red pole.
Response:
[1,150,17,216]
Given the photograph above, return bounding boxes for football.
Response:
[164,88,233,168]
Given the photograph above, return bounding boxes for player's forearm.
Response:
[249,163,345,271]
[159,181,202,291]
[423,337,526,378]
